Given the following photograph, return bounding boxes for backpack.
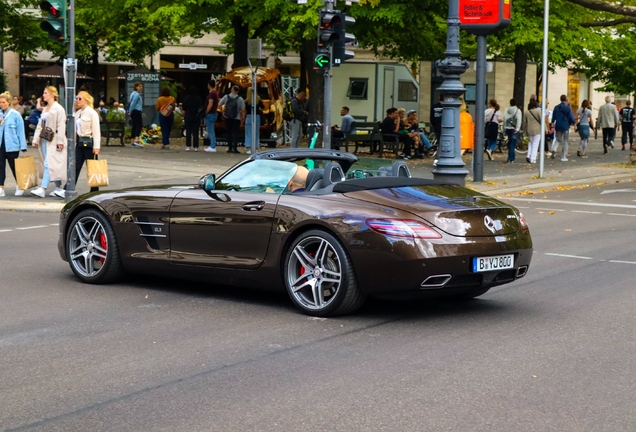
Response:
[223,96,239,119]
[504,108,518,128]
[197,107,207,120]
[282,100,295,121]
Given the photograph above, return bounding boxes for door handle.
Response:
[242,201,265,211]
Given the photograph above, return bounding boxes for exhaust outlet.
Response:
[421,274,452,289]
[516,266,528,278]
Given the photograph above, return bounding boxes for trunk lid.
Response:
[343,184,520,237]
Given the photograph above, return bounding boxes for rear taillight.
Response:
[519,212,529,233]
[365,218,442,239]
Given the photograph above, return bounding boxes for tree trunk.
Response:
[513,46,527,108]
[232,16,249,68]
[301,38,324,146]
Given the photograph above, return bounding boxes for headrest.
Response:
[305,168,325,191]
[321,162,345,188]
[391,161,412,178]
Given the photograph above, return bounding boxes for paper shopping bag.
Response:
[86,158,109,188]
[15,156,38,191]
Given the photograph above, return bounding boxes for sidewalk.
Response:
[1,137,634,213]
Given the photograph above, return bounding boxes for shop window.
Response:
[347,78,368,100]
[398,80,418,102]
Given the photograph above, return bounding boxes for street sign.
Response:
[459,0,511,35]
[314,52,330,70]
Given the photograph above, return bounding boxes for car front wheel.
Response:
[284,230,365,317]
[67,209,123,284]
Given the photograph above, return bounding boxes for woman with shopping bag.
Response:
[0,91,28,197]
[30,86,67,199]
[71,91,101,194]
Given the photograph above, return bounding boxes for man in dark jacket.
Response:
[550,94,576,161]
[290,91,308,148]
[182,86,203,151]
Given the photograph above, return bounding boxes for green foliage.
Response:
[160,80,183,99]
[105,109,126,123]
[0,70,7,93]
[173,111,184,131]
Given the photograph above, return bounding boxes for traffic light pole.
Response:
[322,0,335,149]
[65,0,77,202]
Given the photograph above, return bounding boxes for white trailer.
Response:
[330,62,419,126]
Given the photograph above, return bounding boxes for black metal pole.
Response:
[432,0,470,186]
[65,0,77,202]
[473,34,487,182]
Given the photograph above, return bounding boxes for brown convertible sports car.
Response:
[58,149,533,316]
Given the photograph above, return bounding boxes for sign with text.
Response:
[459,0,511,35]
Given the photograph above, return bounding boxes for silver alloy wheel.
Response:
[69,216,108,278]
[287,236,342,311]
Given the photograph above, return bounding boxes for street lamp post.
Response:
[433,0,470,185]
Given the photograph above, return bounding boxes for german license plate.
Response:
[472,254,514,273]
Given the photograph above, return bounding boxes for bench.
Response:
[333,121,381,154]
[102,121,126,146]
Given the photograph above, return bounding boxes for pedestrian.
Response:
[503,98,522,163]
[618,100,635,151]
[244,87,264,155]
[522,99,542,163]
[182,85,202,152]
[459,98,474,156]
[204,79,219,153]
[550,94,576,161]
[332,106,356,149]
[71,90,101,194]
[380,107,413,159]
[128,82,144,148]
[155,87,176,150]
[0,91,28,197]
[30,86,67,198]
[290,90,308,148]
[407,110,432,157]
[12,96,24,116]
[484,99,502,160]
[26,97,43,142]
[430,95,443,142]
[544,101,554,156]
[576,100,594,158]
[598,95,619,154]
[219,85,245,154]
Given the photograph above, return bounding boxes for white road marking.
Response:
[49,223,59,226]
[545,253,593,260]
[536,208,566,212]
[608,260,636,265]
[0,229,13,233]
[571,210,603,214]
[600,189,636,195]
[15,225,48,230]
[506,197,636,210]
[514,206,530,209]
[607,213,636,217]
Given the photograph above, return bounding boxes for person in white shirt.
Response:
[484,99,502,160]
[72,91,101,193]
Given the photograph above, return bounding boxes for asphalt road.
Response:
[1,181,635,431]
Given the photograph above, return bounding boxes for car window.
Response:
[216,160,298,194]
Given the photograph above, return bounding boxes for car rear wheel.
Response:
[284,230,365,317]
[67,209,124,284]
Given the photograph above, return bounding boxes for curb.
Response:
[0,201,65,213]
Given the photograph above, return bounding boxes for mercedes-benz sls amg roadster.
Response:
[58,149,532,316]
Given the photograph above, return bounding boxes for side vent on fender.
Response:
[134,216,165,250]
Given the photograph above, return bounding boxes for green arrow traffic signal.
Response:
[314,53,330,69]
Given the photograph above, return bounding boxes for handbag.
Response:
[78,136,94,148]
[485,111,499,140]
[40,123,55,141]
[160,99,175,117]
[86,157,109,188]
[15,156,38,190]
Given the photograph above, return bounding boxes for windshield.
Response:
[216,160,298,194]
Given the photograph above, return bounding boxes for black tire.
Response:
[66,209,124,284]
[283,229,365,317]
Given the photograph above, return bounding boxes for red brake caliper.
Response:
[99,233,107,263]
[299,252,314,277]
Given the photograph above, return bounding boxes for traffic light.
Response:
[332,14,355,67]
[39,1,66,42]
[313,51,331,71]
[318,11,341,50]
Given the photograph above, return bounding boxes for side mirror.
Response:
[198,174,216,191]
